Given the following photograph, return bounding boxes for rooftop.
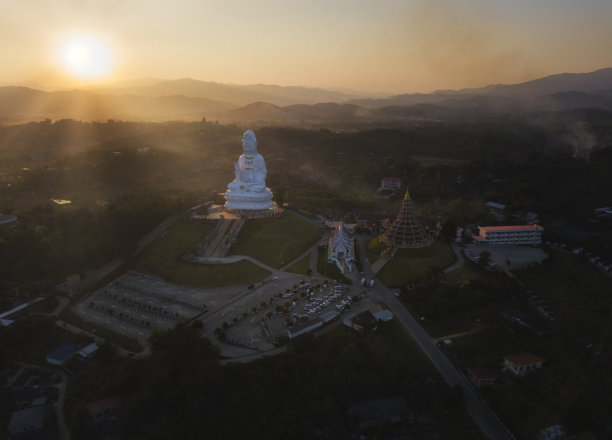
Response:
[77,342,99,358]
[479,225,543,232]
[46,343,77,362]
[486,201,506,210]
[0,213,18,224]
[504,352,545,367]
[352,310,376,327]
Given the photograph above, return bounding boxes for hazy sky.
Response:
[2,0,612,93]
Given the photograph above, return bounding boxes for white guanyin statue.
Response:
[224,130,274,212]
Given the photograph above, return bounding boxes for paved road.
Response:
[50,296,69,317]
[219,346,288,365]
[354,236,514,440]
[444,241,465,273]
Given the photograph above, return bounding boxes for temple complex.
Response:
[328,221,354,274]
[224,130,274,216]
[381,189,431,248]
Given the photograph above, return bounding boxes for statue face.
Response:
[242,130,257,153]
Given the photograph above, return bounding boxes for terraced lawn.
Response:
[230,213,322,269]
[132,220,270,287]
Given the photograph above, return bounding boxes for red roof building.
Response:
[503,352,545,376]
[380,177,402,190]
[466,367,498,388]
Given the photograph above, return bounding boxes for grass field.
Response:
[317,247,350,283]
[285,253,311,275]
[132,220,270,287]
[516,249,612,349]
[378,241,456,286]
[229,213,321,269]
[366,237,388,264]
[367,318,439,375]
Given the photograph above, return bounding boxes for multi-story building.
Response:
[380,177,402,190]
[473,225,543,245]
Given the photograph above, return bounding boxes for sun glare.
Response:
[59,35,113,79]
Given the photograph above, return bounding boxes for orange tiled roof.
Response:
[504,352,545,367]
[480,225,543,232]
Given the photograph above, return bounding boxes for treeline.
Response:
[0,194,195,283]
[63,323,479,440]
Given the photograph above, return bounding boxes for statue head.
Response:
[242,130,257,153]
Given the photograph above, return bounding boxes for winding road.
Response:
[356,236,514,440]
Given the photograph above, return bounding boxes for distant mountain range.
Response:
[1,68,612,125]
[91,78,367,106]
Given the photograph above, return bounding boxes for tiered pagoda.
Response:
[381,189,431,248]
[328,221,354,274]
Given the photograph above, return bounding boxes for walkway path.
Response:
[433,326,485,343]
[49,296,69,317]
[189,254,279,274]
[279,243,320,273]
[203,218,234,256]
[444,241,465,273]
[219,345,288,365]
[370,250,394,274]
[286,209,326,230]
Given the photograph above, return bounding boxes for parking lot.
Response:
[464,244,548,270]
[75,271,254,346]
[208,275,361,350]
[74,267,372,354]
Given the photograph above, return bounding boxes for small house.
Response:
[466,367,498,388]
[46,343,77,366]
[503,352,545,376]
[351,310,377,332]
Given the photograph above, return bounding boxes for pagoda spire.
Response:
[381,187,430,248]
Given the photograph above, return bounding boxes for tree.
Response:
[479,250,492,268]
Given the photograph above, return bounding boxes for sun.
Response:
[59,35,113,79]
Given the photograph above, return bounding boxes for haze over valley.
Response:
[2,1,612,440]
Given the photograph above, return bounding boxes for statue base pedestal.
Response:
[224,188,275,217]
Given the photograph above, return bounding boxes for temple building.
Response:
[381,190,431,248]
[328,221,354,274]
[224,130,274,216]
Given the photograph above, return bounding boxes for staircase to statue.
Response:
[198,217,246,258]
